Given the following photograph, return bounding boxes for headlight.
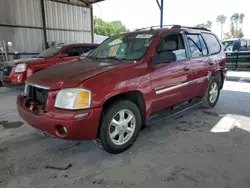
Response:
[55,88,91,110]
[23,84,29,96]
[15,63,27,73]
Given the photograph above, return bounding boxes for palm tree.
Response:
[239,13,245,31]
[216,15,227,40]
[231,13,240,32]
[206,20,212,30]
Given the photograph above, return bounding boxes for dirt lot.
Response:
[1,81,250,188]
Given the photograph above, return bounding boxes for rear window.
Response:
[201,33,221,55]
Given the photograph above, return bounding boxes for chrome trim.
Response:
[156,82,189,95]
[156,76,208,95]
[25,82,50,90]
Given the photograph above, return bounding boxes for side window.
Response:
[247,40,250,48]
[240,39,247,50]
[187,35,203,58]
[198,35,208,55]
[64,46,81,57]
[158,33,187,61]
[79,46,96,54]
[202,33,221,54]
[80,46,97,56]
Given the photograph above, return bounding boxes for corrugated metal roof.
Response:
[85,0,105,3]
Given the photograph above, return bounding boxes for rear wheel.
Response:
[98,100,142,154]
[202,76,220,108]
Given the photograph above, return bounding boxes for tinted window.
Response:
[202,33,221,54]
[247,40,250,48]
[64,46,81,57]
[240,39,248,51]
[187,35,203,58]
[79,46,97,55]
[37,46,62,58]
[158,33,187,60]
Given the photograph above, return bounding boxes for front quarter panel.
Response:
[78,62,154,117]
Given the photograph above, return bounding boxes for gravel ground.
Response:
[1,81,250,188]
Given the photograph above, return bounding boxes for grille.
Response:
[3,67,13,76]
[27,85,49,107]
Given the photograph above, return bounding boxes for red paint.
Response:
[17,95,102,140]
[17,28,226,140]
[3,43,99,85]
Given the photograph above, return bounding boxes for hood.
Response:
[26,59,128,89]
[4,57,45,67]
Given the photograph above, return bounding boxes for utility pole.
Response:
[156,0,164,28]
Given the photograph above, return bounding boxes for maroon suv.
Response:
[17,25,227,154]
[3,43,98,86]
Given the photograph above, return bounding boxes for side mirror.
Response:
[59,53,69,58]
[153,51,177,65]
[233,40,241,51]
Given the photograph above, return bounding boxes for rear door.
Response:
[185,33,210,97]
[150,32,193,113]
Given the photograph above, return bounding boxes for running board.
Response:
[147,98,202,125]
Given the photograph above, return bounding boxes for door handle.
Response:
[183,66,190,71]
[208,61,214,65]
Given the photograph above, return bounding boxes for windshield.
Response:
[222,40,235,51]
[37,46,62,58]
[88,32,156,61]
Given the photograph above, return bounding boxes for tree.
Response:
[216,14,227,40]
[231,13,239,32]
[206,20,212,30]
[93,17,129,36]
[229,13,245,38]
[239,13,245,31]
[195,20,212,30]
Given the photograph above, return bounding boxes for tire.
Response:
[98,100,142,154]
[202,76,220,108]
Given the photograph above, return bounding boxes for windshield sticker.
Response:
[109,45,120,56]
[136,34,153,39]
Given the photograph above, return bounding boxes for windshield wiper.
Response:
[104,56,125,63]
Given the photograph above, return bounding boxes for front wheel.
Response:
[98,100,142,154]
[202,76,220,108]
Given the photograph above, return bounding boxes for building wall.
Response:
[0,0,93,55]
[45,0,92,45]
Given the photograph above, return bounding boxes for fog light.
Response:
[74,113,88,119]
[55,125,68,137]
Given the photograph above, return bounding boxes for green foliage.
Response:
[229,13,245,38]
[216,15,227,25]
[94,16,129,36]
[195,20,212,29]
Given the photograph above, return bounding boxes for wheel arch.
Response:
[97,90,146,137]
[211,69,224,89]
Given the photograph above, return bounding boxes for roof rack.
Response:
[135,25,210,32]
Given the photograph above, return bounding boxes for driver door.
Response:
[150,33,193,113]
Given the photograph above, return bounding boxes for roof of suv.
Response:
[135,25,211,33]
[54,43,99,48]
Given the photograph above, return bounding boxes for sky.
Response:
[93,0,250,39]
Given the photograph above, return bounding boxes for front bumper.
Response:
[17,95,102,140]
[3,72,26,85]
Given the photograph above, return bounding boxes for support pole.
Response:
[41,0,49,49]
[156,0,164,28]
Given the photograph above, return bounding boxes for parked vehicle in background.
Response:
[17,25,226,154]
[2,43,99,86]
[222,38,250,70]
